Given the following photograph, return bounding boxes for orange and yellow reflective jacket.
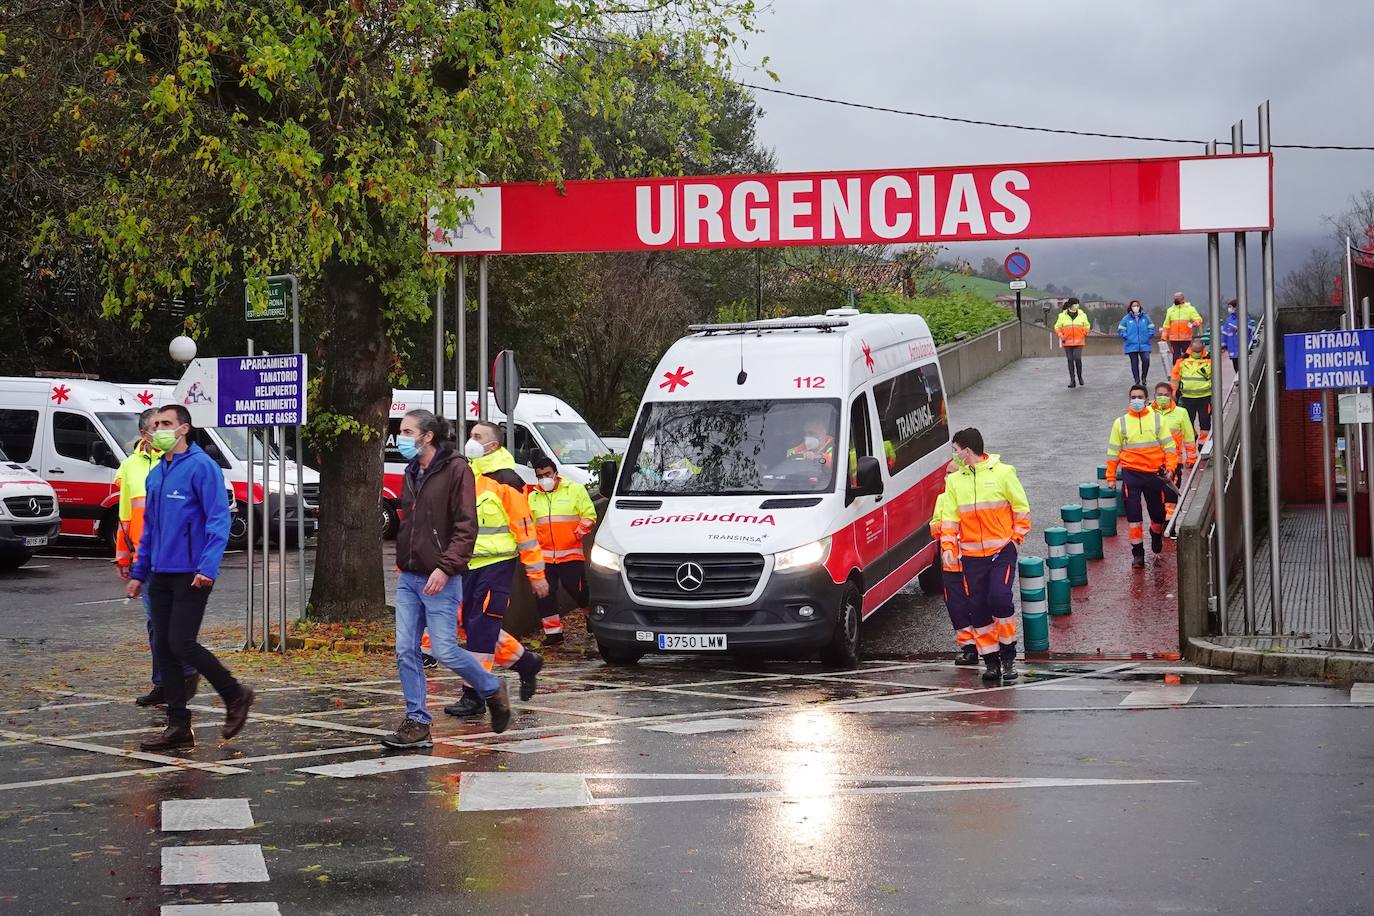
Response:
[1156,401,1197,466]
[113,445,161,567]
[1106,408,1179,483]
[1160,302,1204,342]
[1054,310,1091,347]
[471,474,545,581]
[937,453,1031,559]
[525,477,598,564]
[1171,348,1213,399]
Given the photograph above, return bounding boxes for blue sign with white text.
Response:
[174,353,308,428]
[1284,330,1374,390]
[1310,400,1323,423]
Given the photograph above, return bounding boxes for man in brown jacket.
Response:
[381,410,511,749]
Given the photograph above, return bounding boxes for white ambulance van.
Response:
[588,309,951,668]
[383,389,607,536]
[0,445,61,569]
[0,377,238,549]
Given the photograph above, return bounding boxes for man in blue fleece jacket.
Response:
[127,405,254,750]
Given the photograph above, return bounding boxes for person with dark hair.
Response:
[526,454,598,643]
[116,407,196,708]
[1153,381,1196,521]
[1054,298,1090,388]
[930,455,978,666]
[444,421,547,719]
[126,405,253,749]
[1161,292,1203,364]
[1117,299,1155,385]
[1221,299,1253,374]
[1170,336,1214,446]
[937,427,1031,683]
[1106,385,1178,568]
[384,409,511,748]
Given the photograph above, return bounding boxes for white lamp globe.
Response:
[169,336,198,364]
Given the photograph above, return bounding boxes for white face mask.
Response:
[463,438,485,459]
[804,436,820,451]
[538,476,557,492]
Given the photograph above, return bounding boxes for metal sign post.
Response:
[245,339,255,650]
[1258,100,1283,635]
[261,416,271,651]
[478,255,490,422]
[1206,140,1228,635]
[1322,388,1340,648]
[1344,246,1361,648]
[291,274,305,623]
[455,258,467,427]
[1363,294,1373,651]
[1233,123,1255,634]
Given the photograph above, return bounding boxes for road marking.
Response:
[487,735,618,754]
[1120,686,1197,707]
[0,699,116,715]
[226,744,382,766]
[0,728,248,775]
[456,771,1193,812]
[162,905,282,915]
[839,695,987,713]
[162,798,255,831]
[641,718,756,735]
[458,771,594,811]
[1352,683,1374,704]
[161,845,270,884]
[298,755,465,778]
[0,764,186,792]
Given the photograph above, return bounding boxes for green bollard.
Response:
[1044,527,1073,614]
[1018,553,1050,653]
[1062,505,1088,587]
[1098,484,1119,537]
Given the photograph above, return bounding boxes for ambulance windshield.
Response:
[620,399,841,496]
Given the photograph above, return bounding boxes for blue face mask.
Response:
[1130,398,1147,412]
[397,435,419,460]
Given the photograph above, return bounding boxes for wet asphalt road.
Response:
[1,555,1372,916]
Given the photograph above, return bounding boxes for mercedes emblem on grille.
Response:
[28,497,41,516]
[675,562,705,592]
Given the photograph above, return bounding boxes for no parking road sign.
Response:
[1284,330,1374,390]
[1004,250,1031,279]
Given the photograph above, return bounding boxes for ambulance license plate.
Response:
[658,634,727,651]
[23,536,47,547]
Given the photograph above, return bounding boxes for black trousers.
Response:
[1180,395,1212,435]
[1169,340,1191,363]
[148,573,242,726]
[1064,346,1084,382]
[1128,351,1151,384]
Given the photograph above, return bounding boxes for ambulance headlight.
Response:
[589,543,622,573]
[773,537,831,573]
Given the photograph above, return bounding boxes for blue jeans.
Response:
[143,590,194,686]
[394,571,500,725]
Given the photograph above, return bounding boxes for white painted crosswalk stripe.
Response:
[641,718,756,735]
[162,799,255,831]
[161,845,270,885]
[487,735,617,754]
[1120,686,1197,707]
[297,754,464,778]
[162,904,282,915]
[1352,683,1374,704]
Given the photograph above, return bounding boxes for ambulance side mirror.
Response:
[598,459,618,499]
[847,456,883,501]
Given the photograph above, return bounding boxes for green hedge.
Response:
[857,290,1013,347]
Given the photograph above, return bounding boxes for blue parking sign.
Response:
[1310,400,1324,423]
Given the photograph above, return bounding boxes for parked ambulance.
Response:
[383,389,607,537]
[0,377,238,549]
[0,445,61,570]
[588,308,951,668]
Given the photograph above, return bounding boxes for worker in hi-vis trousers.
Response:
[1106,384,1179,568]
[1153,381,1196,521]
[526,455,598,644]
[939,428,1031,683]
[932,459,978,667]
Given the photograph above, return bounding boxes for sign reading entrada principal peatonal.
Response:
[1284,330,1374,390]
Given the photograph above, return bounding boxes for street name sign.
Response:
[1008,280,1028,291]
[174,353,308,428]
[1284,330,1374,390]
[246,275,294,322]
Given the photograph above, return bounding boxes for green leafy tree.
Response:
[4,0,758,619]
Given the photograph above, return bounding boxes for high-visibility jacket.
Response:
[1156,401,1197,466]
[937,453,1031,559]
[1054,310,1091,347]
[525,477,597,564]
[1160,302,1204,342]
[471,474,545,581]
[930,459,964,572]
[1106,408,1179,484]
[1171,349,1213,399]
[112,445,162,567]
[786,434,835,467]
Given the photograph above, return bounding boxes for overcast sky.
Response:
[746,0,1374,240]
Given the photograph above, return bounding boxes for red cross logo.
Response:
[659,366,694,393]
[136,390,154,406]
[50,384,71,404]
[469,399,479,416]
[861,340,875,372]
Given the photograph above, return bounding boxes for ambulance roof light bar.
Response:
[688,318,849,336]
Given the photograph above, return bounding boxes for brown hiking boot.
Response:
[134,686,164,708]
[221,685,255,740]
[487,683,512,734]
[140,724,195,751]
[380,717,433,749]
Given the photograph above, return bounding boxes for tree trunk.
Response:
[308,257,391,622]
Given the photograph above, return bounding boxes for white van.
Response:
[0,377,238,548]
[588,309,951,668]
[0,446,61,569]
[121,383,318,545]
[384,389,608,536]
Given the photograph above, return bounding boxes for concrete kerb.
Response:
[1187,637,1374,680]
